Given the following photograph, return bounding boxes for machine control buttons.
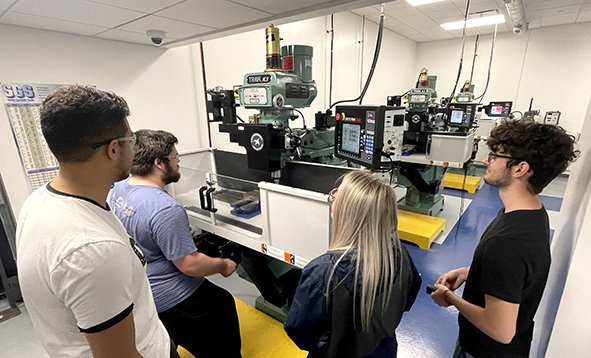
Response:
[250,133,265,151]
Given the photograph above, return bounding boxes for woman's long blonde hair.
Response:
[328,170,401,330]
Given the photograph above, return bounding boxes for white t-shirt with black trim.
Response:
[16,184,170,358]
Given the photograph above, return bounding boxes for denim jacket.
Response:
[284,244,421,358]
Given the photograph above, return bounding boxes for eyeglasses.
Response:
[91,134,136,149]
[487,151,517,161]
[166,154,180,160]
[328,187,338,201]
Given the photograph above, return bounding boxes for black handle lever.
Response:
[199,186,208,210]
[205,187,218,213]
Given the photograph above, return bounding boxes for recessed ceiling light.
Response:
[406,0,445,6]
[441,14,505,30]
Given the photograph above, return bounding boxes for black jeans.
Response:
[170,339,181,358]
[159,279,242,358]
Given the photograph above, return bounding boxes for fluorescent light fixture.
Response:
[406,0,445,6]
[441,14,505,30]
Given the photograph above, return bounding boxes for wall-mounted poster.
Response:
[1,83,64,191]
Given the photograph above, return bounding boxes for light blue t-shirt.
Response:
[111,179,203,312]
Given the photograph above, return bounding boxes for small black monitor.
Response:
[485,101,512,117]
[446,103,478,128]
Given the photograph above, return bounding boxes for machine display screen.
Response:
[485,101,512,117]
[490,105,504,116]
[450,110,464,124]
[341,123,361,154]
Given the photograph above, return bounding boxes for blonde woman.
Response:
[284,170,421,358]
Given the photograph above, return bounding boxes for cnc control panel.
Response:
[334,105,405,169]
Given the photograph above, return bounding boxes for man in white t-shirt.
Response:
[16,85,174,358]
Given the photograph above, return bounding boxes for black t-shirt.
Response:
[459,207,551,358]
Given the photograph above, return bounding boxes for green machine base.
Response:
[254,295,289,323]
[398,195,445,216]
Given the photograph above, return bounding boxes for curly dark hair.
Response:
[130,129,178,176]
[488,122,579,194]
[40,85,130,163]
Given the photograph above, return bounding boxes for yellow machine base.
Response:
[444,173,482,193]
[398,210,446,250]
[178,298,307,358]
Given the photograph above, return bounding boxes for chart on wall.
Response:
[1,83,64,192]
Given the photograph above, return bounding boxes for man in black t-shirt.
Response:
[430,122,578,358]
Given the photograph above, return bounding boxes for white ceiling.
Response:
[353,0,591,42]
[0,0,590,46]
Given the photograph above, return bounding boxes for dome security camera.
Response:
[146,30,166,46]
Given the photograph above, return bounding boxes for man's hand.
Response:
[436,266,470,291]
[220,258,237,277]
[431,284,453,307]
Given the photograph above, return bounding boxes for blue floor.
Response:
[396,184,562,357]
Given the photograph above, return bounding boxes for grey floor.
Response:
[0,169,569,357]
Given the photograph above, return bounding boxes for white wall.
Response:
[0,24,204,217]
[536,95,591,358]
[415,22,591,135]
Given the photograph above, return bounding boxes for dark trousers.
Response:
[170,339,181,358]
[159,279,242,358]
[453,339,476,358]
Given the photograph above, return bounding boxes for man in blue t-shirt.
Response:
[111,129,241,358]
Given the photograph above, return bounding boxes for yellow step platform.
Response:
[398,210,445,250]
[444,173,482,193]
[178,298,307,358]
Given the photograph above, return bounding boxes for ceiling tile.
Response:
[0,0,17,14]
[351,5,379,16]
[583,3,591,12]
[95,28,174,45]
[415,1,459,13]
[476,23,509,34]
[393,26,419,36]
[446,27,481,37]
[383,1,414,11]
[0,10,108,35]
[117,15,214,39]
[88,0,184,13]
[407,33,430,42]
[383,15,404,27]
[156,0,270,29]
[452,0,498,11]
[540,4,582,16]
[526,0,586,12]
[229,0,332,15]
[384,20,416,32]
[576,11,591,23]
[364,13,383,23]
[540,13,578,27]
[10,0,145,27]
[421,7,465,20]
[397,13,438,26]
[467,2,503,14]
[436,15,465,25]
[425,31,455,40]
[385,6,422,18]
[527,10,542,22]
